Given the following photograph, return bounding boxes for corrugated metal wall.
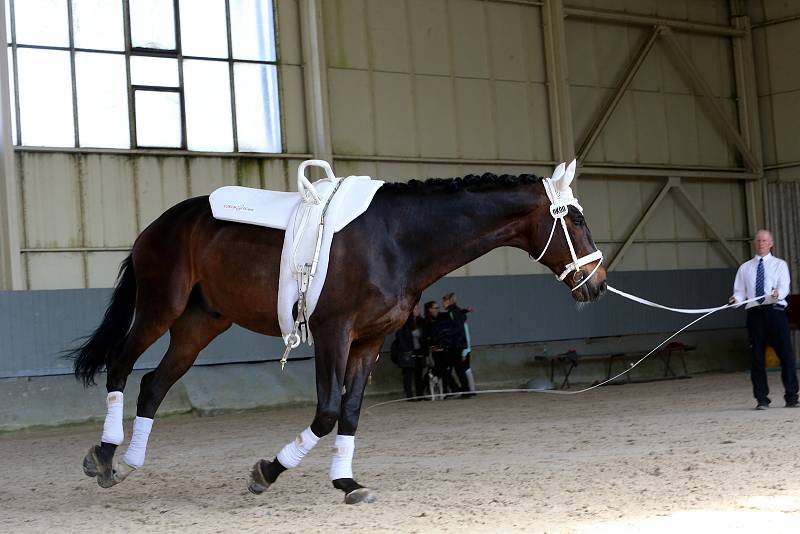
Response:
[750,0,800,291]
[766,182,800,291]
[7,0,790,379]
[16,153,308,288]
[322,0,751,277]
[11,0,757,289]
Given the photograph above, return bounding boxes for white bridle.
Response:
[532,160,603,292]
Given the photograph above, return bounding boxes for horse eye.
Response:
[573,217,584,226]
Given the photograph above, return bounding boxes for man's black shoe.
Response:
[785,401,799,408]
[755,403,769,410]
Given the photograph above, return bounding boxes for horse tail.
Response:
[67,255,137,387]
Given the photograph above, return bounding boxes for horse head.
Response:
[530,160,607,303]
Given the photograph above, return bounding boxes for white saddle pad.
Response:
[209,176,384,343]
[209,187,301,230]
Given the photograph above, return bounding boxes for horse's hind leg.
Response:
[330,336,384,504]
[86,282,190,488]
[113,297,231,483]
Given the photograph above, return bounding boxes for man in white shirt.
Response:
[730,229,797,410]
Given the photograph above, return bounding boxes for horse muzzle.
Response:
[569,263,607,302]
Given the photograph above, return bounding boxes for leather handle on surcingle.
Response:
[297,160,336,204]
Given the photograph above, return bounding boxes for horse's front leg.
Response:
[330,336,384,504]
[248,324,351,494]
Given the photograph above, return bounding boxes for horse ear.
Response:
[560,159,577,190]
[551,162,566,183]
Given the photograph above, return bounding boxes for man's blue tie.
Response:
[756,258,765,304]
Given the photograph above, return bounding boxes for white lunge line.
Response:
[366,288,766,410]
[606,285,732,314]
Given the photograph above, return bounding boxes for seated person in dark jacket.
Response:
[391,305,426,400]
[422,300,461,396]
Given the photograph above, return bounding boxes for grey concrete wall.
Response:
[1,327,750,432]
[0,268,743,378]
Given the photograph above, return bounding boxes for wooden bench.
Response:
[536,342,695,389]
[607,342,694,383]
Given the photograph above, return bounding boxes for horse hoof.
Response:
[82,447,99,477]
[96,475,118,488]
[95,461,136,488]
[248,460,272,495]
[344,488,377,504]
[113,461,136,483]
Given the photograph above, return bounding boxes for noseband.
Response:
[533,177,603,292]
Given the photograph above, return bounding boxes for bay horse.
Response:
[68,161,606,504]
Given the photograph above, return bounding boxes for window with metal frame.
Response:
[4,0,281,153]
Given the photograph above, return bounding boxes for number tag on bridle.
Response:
[550,203,569,218]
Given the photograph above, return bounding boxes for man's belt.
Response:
[749,304,786,311]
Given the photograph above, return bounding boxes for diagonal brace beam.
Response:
[578,26,662,164]
[659,27,759,172]
[607,177,678,271]
[672,183,740,267]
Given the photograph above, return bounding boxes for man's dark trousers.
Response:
[747,306,798,405]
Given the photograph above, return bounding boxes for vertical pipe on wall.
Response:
[730,0,764,236]
[0,2,23,289]
[299,0,332,165]
[542,0,574,163]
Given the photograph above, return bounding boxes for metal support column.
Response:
[542,0,574,163]
[730,0,765,234]
[299,0,332,164]
[0,2,22,290]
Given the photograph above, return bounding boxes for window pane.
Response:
[17,48,74,146]
[183,60,232,152]
[15,0,69,47]
[5,0,10,44]
[76,52,129,148]
[230,0,276,61]
[179,0,227,58]
[72,0,125,51]
[130,0,175,49]
[7,48,16,144]
[130,56,178,87]
[234,63,281,153]
[135,90,181,147]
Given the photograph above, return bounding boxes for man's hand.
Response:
[771,288,779,299]
[728,295,738,305]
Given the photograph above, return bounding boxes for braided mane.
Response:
[378,173,541,194]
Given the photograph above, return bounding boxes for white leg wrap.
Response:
[276,427,320,469]
[465,368,476,392]
[122,416,153,468]
[101,392,124,445]
[329,434,355,480]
